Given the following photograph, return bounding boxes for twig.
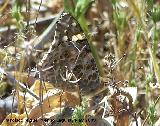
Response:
[0,15,56,33]
[34,0,43,28]
[34,10,64,50]
[0,67,40,100]
[0,0,9,13]
[121,101,138,126]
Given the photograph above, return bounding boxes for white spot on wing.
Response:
[62,36,68,41]
[72,33,86,41]
[72,22,77,27]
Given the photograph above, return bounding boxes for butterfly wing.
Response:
[38,12,99,94]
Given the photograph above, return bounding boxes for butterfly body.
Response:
[38,12,100,94]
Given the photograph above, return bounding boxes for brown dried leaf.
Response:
[11,71,35,87]
[28,91,80,120]
[30,80,54,96]
[47,0,63,14]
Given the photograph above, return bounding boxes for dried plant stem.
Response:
[142,96,160,126]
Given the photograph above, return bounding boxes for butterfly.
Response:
[38,11,100,95]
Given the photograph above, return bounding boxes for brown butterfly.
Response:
[38,12,100,94]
